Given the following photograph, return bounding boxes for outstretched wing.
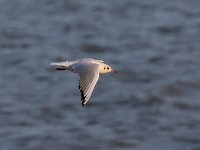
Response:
[77,63,99,106]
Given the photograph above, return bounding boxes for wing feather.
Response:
[77,63,99,106]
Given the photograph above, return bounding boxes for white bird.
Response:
[50,58,117,106]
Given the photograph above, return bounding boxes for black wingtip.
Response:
[78,80,80,89]
[80,89,86,106]
[81,99,86,107]
[82,103,85,107]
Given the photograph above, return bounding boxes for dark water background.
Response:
[0,0,200,150]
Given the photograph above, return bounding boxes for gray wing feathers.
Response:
[77,63,99,106]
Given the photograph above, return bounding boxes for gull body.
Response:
[50,58,117,106]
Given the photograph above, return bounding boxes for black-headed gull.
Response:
[50,58,117,106]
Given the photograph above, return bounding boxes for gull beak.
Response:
[111,69,117,73]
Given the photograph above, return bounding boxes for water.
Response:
[0,0,200,149]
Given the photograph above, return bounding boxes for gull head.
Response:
[99,64,117,74]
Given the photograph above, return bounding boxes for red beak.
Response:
[111,70,117,73]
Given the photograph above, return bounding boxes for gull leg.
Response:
[56,67,67,71]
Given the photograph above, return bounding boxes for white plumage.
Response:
[50,58,117,106]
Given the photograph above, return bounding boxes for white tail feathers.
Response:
[50,62,68,71]
[50,62,62,66]
[50,61,69,66]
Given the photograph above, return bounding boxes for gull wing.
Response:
[77,63,99,106]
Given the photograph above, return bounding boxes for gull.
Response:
[50,58,117,106]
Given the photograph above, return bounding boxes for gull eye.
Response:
[107,67,109,70]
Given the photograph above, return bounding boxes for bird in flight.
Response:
[50,58,117,106]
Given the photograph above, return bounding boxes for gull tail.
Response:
[50,61,69,71]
